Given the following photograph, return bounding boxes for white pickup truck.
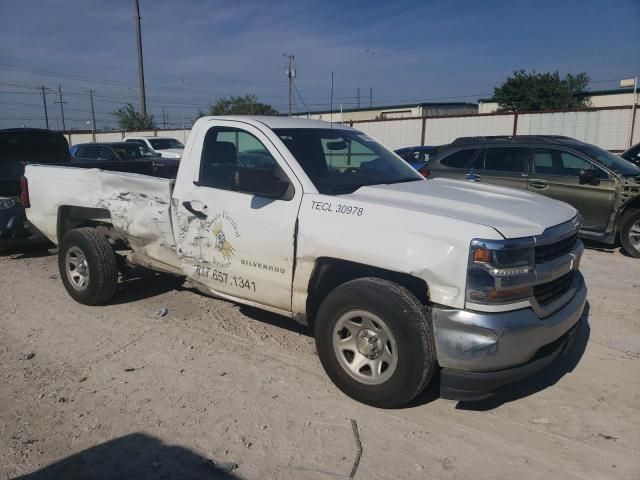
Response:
[24,116,587,407]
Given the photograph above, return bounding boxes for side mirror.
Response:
[578,169,599,185]
[231,168,290,199]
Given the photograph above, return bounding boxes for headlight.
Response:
[467,238,535,304]
[0,197,16,210]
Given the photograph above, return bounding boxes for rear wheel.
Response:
[315,277,435,408]
[620,210,640,258]
[58,228,118,305]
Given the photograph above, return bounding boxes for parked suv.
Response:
[426,136,640,257]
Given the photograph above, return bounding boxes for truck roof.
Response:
[197,115,356,131]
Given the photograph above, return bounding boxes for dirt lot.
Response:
[1,244,639,480]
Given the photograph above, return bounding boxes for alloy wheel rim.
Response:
[332,310,398,385]
[629,220,640,249]
[65,246,90,291]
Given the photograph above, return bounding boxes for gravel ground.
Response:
[0,244,639,479]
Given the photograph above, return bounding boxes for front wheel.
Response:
[314,277,435,408]
[58,228,118,305]
[620,210,640,258]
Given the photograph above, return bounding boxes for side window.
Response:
[81,145,100,159]
[534,149,607,178]
[199,127,283,191]
[440,149,478,169]
[100,147,118,161]
[483,148,529,173]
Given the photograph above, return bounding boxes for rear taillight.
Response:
[20,176,30,208]
[418,167,431,178]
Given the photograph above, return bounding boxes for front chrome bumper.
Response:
[432,271,587,373]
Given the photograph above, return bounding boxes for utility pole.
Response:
[357,88,360,108]
[369,87,373,108]
[283,53,295,116]
[89,89,97,141]
[162,107,167,129]
[54,85,67,131]
[40,86,49,129]
[133,0,147,115]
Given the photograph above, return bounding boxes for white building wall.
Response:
[355,119,423,150]
[516,109,632,150]
[424,114,515,146]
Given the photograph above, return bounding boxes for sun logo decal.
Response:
[212,222,235,261]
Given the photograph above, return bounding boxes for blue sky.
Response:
[0,0,639,129]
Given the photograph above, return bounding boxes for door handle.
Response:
[182,201,208,219]
[529,180,548,190]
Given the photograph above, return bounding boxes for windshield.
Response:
[573,143,640,176]
[149,138,184,150]
[274,128,422,194]
[112,144,158,160]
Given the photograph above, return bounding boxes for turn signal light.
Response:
[473,247,492,263]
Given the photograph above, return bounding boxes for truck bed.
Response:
[25,164,180,271]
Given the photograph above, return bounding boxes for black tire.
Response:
[620,209,640,258]
[58,228,118,305]
[314,277,435,408]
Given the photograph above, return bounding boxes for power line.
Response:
[293,84,311,112]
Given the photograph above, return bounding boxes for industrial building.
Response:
[292,102,477,122]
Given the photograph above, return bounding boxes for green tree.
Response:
[200,94,279,116]
[494,70,591,112]
[113,103,156,130]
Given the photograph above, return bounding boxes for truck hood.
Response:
[344,178,577,238]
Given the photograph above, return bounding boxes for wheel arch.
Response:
[304,257,429,327]
[57,206,121,244]
[616,196,640,227]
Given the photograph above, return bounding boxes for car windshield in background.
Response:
[572,143,640,176]
[149,138,184,150]
[274,128,422,194]
[113,144,158,160]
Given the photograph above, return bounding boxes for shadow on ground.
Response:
[238,304,313,337]
[0,239,53,259]
[582,238,618,254]
[107,268,185,306]
[15,433,240,480]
